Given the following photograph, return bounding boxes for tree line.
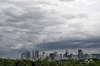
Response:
[0,58,100,66]
[0,58,32,66]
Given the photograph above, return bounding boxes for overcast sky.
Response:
[0,0,100,58]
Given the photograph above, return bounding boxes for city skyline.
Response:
[0,0,100,58]
[1,48,100,59]
[20,49,100,60]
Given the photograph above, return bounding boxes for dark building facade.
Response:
[49,53,55,60]
[35,50,39,59]
[78,49,83,59]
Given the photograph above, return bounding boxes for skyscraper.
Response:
[42,52,45,59]
[78,49,83,59]
[59,54,62,59]
[24,50,31,59]
[65,50,68,58]
[32,50,35,60]
[54,51,59,60]
[49,53,55,60]
[35,50,39,59]
[63,54,66,58]
[21,53,25,60]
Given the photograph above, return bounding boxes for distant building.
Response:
[83,54,88,59]
[92,54,100,59]
[63,54,66,59]
[73,55,78,59]
[21,53,25,60]
[49,53,55,60]
[39,54,42,59]
[35,50,39,59]
[65,50,68,58]
[59,54,62,59]
[66,53,74,59]
[42,52,45,59]
[7,57,11,59]
[78,49,83,59]
[21,50,40,60]
[70,53,74,58]
[32,50,35,60]
[54,51,59,60]
[24,50,31,59]
[88,54,94,58]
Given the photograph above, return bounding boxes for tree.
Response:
[49,61,58,66]
[35,59,43,66]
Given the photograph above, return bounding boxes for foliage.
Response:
[0,58,32,66]
[49,61,58,66]
[1,58,100,66]
[35,58,100,66]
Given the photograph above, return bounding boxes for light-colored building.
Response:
[32,50,35,60]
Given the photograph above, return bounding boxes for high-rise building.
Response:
[49,53,55,60]
[35,50,39,59]
[42,52,45,59]
[59,54,62,59]
[78,49,83,59]
[65,50,68,58]
[21,50,40,60]
[54,51,59,60]
[21,53,25,60]
[24,50,31,59]
[32,50,35,60]
[49,51,59,60]
[63,54,66,58]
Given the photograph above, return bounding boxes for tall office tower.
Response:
[65,50,68,58]
[35,50,39,59]
[78,49,83,59]
[21,53,23,60]
[32,50,35,60]
[42,52,45,59]
[59,54,62,59]
[21,53,25,60]
[54,51,59,60]
[63,54,66,58]
[25,50,31,59]
[49,53,55,60]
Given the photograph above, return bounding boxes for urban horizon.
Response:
[1,48,100,60]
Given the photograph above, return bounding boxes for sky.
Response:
[0,0,100,58]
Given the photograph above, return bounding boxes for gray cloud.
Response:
[0,0,100,58]
[60,0,75,2]
[36,37,100,50]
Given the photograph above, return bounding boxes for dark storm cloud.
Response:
[36,37,100,50]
